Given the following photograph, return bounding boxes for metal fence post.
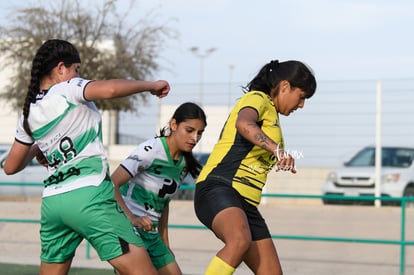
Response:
[400,197,406,275]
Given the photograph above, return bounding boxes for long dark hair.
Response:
[243,60,317,98]
[159,102,207,178]
[23,39,80,136]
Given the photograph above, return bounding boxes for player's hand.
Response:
[150,80,170,98]
[32,144,48,168]
[274,149,296,174]
[132,215,154,232]
[36,152,48,168]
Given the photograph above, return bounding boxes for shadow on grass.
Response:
[0,263,114,274]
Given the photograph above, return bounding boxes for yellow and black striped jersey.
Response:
[197,91,284,206]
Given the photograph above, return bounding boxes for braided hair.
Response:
[23,39,80,136]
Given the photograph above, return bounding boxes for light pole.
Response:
[189,47,217,106]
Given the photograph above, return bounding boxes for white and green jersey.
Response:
[119,136,187,226]
[15,77,109,198]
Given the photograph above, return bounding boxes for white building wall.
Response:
[0,56,18,145]
[159,104,228,154]
[0,102,18,145]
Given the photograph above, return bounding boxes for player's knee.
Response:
[227,233,251,253]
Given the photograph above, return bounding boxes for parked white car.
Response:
[0,148,47,197]
[322,146,414,206]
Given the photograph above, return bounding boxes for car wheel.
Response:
[403,186,414,208]
[322,198,331,205]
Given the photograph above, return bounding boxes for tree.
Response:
[0,0,176,111]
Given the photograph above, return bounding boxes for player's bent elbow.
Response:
[3,163,19,175]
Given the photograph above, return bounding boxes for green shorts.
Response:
[40,178,144,263]
[134,227,175,269]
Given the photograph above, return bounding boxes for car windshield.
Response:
[345,147,414,168]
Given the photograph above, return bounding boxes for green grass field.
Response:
[0,263,114,274]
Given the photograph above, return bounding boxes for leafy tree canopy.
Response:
[0,0,177,111]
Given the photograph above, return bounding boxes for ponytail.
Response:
[23,39,80,136]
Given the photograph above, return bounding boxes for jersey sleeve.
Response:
[237,91,268,117]
[120,139,155,177]
[63,77,93,103]
[14,115,34,145]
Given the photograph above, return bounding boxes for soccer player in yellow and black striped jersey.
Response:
[194,60,317,275]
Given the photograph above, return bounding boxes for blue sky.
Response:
[1,0,413,84]
[134,0,414,84]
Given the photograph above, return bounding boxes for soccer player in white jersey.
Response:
[3,39,170,275]
[111,102,207,275]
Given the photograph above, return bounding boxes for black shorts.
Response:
[194,179,271,241]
